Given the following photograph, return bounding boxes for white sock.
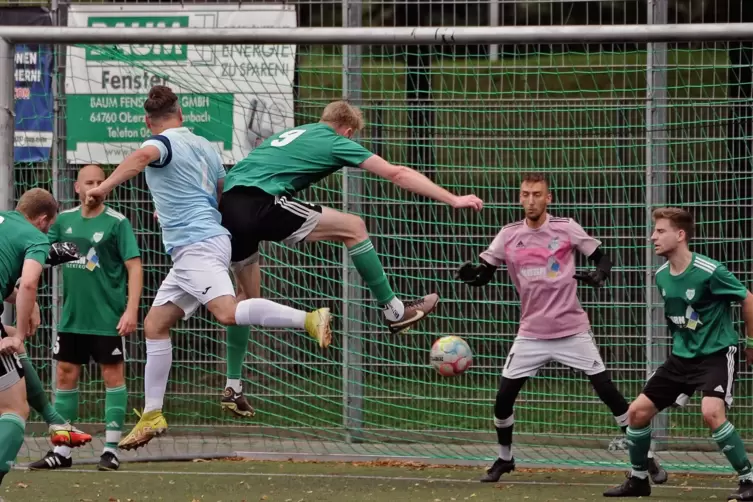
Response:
[54,445,72,459]
[234,299,306,328]
[630,469,649,479]
[144,339,172,413]
[103,446,119,458]
[226,379,242,393]
[647,449,654,459]
[382,297,405,322]
[498,445,512,461]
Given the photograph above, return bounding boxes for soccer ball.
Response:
[430,336,473,377]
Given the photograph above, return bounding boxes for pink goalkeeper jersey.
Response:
[480,215,601,339]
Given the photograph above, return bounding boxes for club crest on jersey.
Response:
[92,232,103,243]
[686,289,695,300]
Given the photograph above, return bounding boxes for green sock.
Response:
[348,239,396,305]
[0,413,26,477]
[626,425,652,472]
[105,385,127,450]
[18,355,66,425]
[53,388,79,423]
[713,421,753,477]
[226,326,250,381]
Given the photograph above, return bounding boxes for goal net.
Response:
[9,17,753,473]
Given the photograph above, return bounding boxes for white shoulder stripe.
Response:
[694,263,716,274]
[694,257,718,271]
[104,208,126,221]
[60,205,81,214]
[656,262,669,274]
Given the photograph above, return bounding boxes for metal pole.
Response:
[489,0,500,62]
[646,0,669,449]
[342,0,365,444]
[50,0,69,398]
[2,24,753,45]
[0,38,15,327]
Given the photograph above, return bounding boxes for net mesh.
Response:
[9,31,753,472]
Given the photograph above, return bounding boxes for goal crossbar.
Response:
[0,23,752,44]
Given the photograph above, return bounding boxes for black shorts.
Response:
[219,186,322,266]
[642,347,738,411]
[0,324,24,391]
[53,332,126,365]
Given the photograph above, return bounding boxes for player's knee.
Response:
[101,364,125,388]
[143,312,169,340]
[56,362,79,389]
[627,402,653,428]
[494,377,526,418]
[701,397,727,429]
[215,309,237,326]
[10,399,30,421]
[339,213,368,245]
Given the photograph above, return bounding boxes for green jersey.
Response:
[0,211,50,315]
[224,122,374,196]
[48,206,140,336]
[656,253,748,358]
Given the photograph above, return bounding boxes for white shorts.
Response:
[153,235,236,319]
[502,330,607,379]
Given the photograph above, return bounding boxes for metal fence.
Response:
[1,1,753,473]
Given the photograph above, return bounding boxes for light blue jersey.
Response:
[142,127,229,254]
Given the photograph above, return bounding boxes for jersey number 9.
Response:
[271,129,305,147]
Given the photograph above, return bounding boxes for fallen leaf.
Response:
[16,483,28,489]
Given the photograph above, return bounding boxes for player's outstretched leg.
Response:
[307,207,439,334]
[700,398,753,501]
[29,381,79,471]
[17,353,91,448]
[589,371,668,485]
[481,376,527,482]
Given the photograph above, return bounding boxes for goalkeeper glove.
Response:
[456,259,498,287]
[573,269,608,289]
[46,242,81,268]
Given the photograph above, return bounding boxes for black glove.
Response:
[456,260,497,287]
[46,242,81,267]
[573,269,608,289]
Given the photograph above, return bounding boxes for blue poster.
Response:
[0,9,53,162]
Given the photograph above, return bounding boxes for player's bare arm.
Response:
[359,155,483,211]
[85,145,161,205]
[117,257,143,336]
[741,292,753,365]
[14,259,43,340]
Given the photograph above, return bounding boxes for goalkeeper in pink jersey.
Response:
[456,173,666,484]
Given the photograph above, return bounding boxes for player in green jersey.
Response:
[219,101,483,414]
[605,207,753,500]
[29,165,143,472]
[0,189,92,489]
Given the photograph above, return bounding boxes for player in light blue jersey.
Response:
[86,85,331,451]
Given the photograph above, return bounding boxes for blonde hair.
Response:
[321,101,365,131]
[16,187,58,220]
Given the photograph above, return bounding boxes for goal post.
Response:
[2,23,753,472]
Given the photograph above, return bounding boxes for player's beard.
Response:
[526,209,545,222]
